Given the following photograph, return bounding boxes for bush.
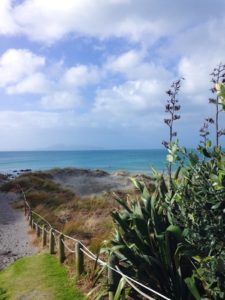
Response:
[169,146,225,299]
[110,177,201,300]
[107,80,225,300]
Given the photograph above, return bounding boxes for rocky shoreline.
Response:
[2,167,153,197]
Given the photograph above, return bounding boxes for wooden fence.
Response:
[21,188,169,300]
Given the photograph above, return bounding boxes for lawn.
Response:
[0,253,86,300]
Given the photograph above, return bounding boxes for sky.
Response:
[0,0,225,150]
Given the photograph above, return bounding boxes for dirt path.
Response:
[0,192,37,270]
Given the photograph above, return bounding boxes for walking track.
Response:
[0,192,37,270]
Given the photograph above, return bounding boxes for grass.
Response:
[0,170,140,251]
[0,170,154,299]
[0,253,86,300]
[0,173,9,181]
[0,171,153,297]
[0,172,120,250]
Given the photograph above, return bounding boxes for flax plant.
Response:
[162,79,182,184]
[209,63,225,146]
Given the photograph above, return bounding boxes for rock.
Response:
[94,169,109,177]
[112,171,129,176]
[20,169,32,172]
[0,250,11,255]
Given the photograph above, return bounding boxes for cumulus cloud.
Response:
[106,50,143,76]
[62,65,102,87]
[0,1,225,148]
[0,48,102,110]
[106,49,172,81]
[174,19,225,104]
[7,72,52,94]
[0,0,18,34]
[0,49,45,87]
[178,57,211,104]
[11,0,155,43]
[0,0,222,44]
[94,79,165,117]
[41,91,82,110]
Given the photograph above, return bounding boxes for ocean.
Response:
[0,150,168,174]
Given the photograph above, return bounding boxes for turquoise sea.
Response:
[0,150,168,174]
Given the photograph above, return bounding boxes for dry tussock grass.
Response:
[1,171,129,252]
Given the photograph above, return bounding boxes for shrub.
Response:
[169,146,225,299]
[110,177,201,300]
[107,80,225,300]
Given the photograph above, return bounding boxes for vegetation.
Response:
[163,79,182,182]
[0,253,85,300]
[1,66,225,299]
[0,171,121,252]
[0,173,9,181]
[110,178,198,299]
[209,63,225,146]
[107,68,225,299]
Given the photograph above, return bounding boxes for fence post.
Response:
[49,228,55,254]
[108,254,117,300]
[36,224,41,237]
[42,225,47,247]
[58,234,65,263]
[32,219,35,230]
[75,242,84,279]
[26,207,30,221]
[24,200,27,216]
[29,211,32,227]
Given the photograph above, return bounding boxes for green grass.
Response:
[0,253,86,300]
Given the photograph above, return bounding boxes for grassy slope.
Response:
[1,171,148,252]
[0,253,86,300]
[0,172,120,252]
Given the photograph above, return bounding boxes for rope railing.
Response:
[61,239,76,253]
[79,248,171,300]
[115,266,155,300]
[20,186,170,300]
[32,211,51,228]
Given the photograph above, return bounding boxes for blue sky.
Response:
[0,0,225,150]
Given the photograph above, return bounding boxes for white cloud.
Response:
[41,91,81,110]
[175,19,225,104]
[1,1,225,149]
[178,57,211,103]
[0,0,18,34]
[7,72,52,94]
[94,79,164,117]
[12,0,154,43]
[106,49,172,81]
[0,49,45,87]
[0,110,81,150]
[0,110,61,129]
[106,50,142,74]
[62,65,102,87]
[0,0,220,44]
